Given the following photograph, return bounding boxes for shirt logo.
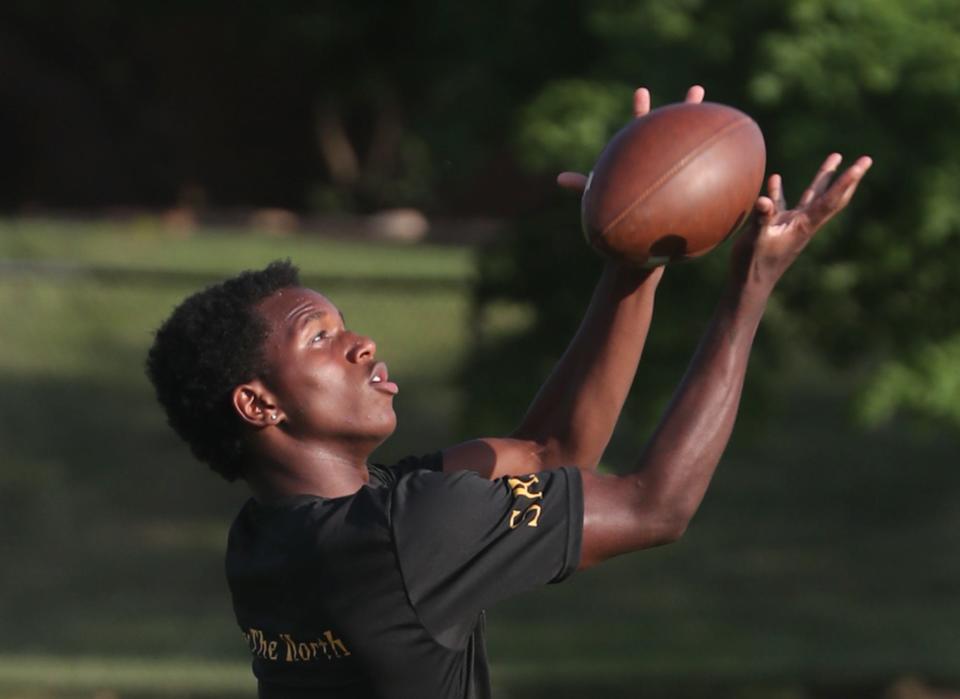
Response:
[243,627,351,662]
[507,475,544,529]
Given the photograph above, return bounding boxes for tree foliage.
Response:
[468,0,960,437]
[1,0,958,430]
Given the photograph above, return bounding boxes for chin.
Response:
[365,412,397,449]
[376,415,398,444]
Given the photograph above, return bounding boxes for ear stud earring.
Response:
[271,414,279,421]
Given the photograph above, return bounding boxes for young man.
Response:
[146,86,871,698]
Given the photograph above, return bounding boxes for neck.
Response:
[245,440,376,501]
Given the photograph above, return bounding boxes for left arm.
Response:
[444,86,704,479]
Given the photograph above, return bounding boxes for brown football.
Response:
[581,101,766,267]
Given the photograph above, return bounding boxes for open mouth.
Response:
[369,362,399,395]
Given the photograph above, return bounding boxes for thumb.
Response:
[557,171,589,192]
[753,196,776,228]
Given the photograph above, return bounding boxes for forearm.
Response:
[631,281,769,526]
[577,152,870,565]
[511,261,662,470]
[629,154,873,516]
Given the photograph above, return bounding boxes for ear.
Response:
[232,380,285,427]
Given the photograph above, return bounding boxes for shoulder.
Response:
[368,451,443,489]
[228,486,393,547]
[393,465,581,511]
[390,465,582,536]
[394,465,493,501]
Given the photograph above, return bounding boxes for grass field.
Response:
[0,218,957,698]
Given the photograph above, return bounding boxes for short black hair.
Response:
[146,259,301,481]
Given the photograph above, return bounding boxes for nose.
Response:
[346,333,376,363]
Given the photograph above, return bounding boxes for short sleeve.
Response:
[389,466,583,642]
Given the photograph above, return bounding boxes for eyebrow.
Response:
[292,309,347,338]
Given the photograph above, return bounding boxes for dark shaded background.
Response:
[3,1,959,428]
[1,2,959,697]
[0,1,586,214]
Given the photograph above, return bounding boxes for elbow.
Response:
[641,493,697,547]
[648,511,690,547]
[659,515,690,545]
[638,476,702,546]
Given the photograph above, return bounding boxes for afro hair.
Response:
[146,259,301,481]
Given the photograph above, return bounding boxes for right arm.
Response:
[579,152,873,569]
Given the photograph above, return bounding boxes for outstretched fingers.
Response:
[560,83,708,193]
[754,195,776,227]
[685,85,705,104]
[633,88,651,118]
[635,84,703,118]
[767,174,787,211]
[808,156,873,227]
[557,171,589,192]
[798,153,843,207]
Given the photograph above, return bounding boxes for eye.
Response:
[312,330,330,343]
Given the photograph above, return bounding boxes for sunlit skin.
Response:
[229,84,872,571]
[233,288,399,501]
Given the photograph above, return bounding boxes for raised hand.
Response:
[556,85,706,193]
[732,153,873,291]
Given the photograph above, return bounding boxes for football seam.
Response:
[601,116,754,236]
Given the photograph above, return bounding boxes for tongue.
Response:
[373,380,399,395]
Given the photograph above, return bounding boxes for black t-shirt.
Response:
[225,453,583,699]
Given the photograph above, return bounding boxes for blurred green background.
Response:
[1,1,958,697]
